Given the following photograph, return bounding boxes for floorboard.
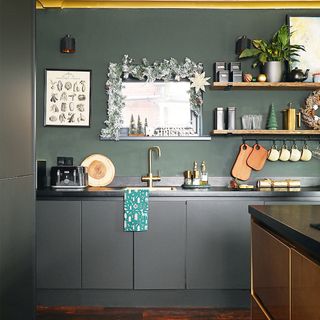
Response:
[36,306,251,320]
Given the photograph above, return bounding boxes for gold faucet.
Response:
[141,146,161,188]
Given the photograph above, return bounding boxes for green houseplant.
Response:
[239,24,305,82]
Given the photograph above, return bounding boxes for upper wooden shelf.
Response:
[210,130,320,135]
[211,82,320,90]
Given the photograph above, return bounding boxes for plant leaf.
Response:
[239,48,261,58]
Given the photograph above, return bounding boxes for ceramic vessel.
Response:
[264,61,283,82]
[287,67,309,82]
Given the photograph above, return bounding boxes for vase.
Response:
[264,61,284,82]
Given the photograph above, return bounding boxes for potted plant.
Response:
[239,24,305,82]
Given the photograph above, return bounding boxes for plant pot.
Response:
[264,61,284,82]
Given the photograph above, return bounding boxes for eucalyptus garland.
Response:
[301,90,320,130]
[100,55,204,140]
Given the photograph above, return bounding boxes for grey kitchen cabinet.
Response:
[134,200,186,289]
[186,198,263,289]
[36,200,81,289]
[82,200,133,289]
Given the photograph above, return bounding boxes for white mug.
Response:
[279,144,290,161]
[268,144,280,161]
[289,144,301,162]
[300,145,312,161]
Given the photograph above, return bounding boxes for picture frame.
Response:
[44,69,91,126]
[287,15,320,82]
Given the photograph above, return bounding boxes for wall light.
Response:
[235,35,251,55]
[60,34,75,53]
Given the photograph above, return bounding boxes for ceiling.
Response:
[36,0,320,9]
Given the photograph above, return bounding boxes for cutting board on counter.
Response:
[81,154,115,186]
[231,144,253,181]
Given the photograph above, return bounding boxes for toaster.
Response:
[51,166,88,189]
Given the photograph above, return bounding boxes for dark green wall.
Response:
[36,9,320,179]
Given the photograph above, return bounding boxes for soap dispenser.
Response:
[200,161,208,186]
[192,161,200,186]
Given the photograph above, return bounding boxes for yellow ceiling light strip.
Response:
[35,0,320,9]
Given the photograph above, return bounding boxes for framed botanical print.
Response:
[288,15,320,82]
[44,69,91,126]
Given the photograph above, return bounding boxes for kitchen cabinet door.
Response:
[134,200,186,289]
[36,200,81,289]
[291,249,320,320]
[251,296,269,320]
[186,198,263,289]
[82,200,133,289]
[252,222,290,320]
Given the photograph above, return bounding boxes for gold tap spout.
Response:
[141,146,161,188]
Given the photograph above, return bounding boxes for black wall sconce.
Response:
[235,35,251,55]
[60,34,75,53]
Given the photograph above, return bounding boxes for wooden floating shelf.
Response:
[210,130,320,135]
[211,82,320,90]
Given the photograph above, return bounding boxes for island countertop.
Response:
[249,205,320,263]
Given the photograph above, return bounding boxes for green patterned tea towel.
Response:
[124,188,149,232]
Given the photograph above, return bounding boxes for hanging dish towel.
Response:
[124,188,149,232]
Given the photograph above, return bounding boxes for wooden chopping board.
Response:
[81,154,115,186]
[246,144,268,171]
[231,144,253,181]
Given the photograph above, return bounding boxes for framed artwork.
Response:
[44,69,91,126]
[288,15,320,82]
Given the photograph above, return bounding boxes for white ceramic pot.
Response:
[264,61,284,82]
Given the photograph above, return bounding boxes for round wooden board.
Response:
[81,154,115,186]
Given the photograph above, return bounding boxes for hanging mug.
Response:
[300,142,313,161]
[279,142,290,162]
[289,143,301,162]
[267,142,280,161]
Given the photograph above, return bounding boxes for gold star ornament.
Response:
[190,72,210,93]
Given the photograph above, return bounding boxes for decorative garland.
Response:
[100,55,205,140]
[301,90,320,130]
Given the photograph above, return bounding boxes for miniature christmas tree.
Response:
[129,114,136,134]
[144,117,148,130]
[266,104,278,130]
[137,115,143,134]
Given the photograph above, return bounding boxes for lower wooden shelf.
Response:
[210,129,320,135]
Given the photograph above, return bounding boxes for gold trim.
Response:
[35,0,320,9]
[289,248,292,320]
[251,293,273,320]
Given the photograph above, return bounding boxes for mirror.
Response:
[121,81,199,137]
[100,55,205,140]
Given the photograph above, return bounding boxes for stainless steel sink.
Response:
[125,186,177,191]
[87,186,177,192]
[87,186,124,192]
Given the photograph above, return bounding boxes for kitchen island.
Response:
[249,205,320,320]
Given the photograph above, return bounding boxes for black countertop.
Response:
[36,186,320,199]
[249,205,320,263]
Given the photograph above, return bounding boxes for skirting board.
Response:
[37,289,250,308]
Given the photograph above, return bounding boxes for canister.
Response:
[313,73,320,82]
[214,107,225,130]
[227,107,236,130]
[231,71,243,82]
[217,70,229,82]
[214,62,226,81]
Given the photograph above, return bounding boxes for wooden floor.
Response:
[37,306,251,320]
